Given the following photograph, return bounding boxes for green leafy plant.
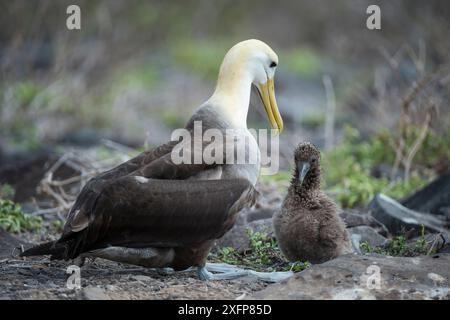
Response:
[414,225,429,255]
[211,229,310,272]
[323,126,434,208]
[51,219,64,232]
[246,230,280,266]
[290,261,311,272]
[359,241,382,254]
[361,225,431,257]
[0,184,15,200]
[0,199,42,233]
[13,81,42,107]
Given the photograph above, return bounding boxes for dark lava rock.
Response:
[402,171,450,215]
[0,152,56,202]
[348,226,388,248]
[369,193,449,237]
[246,207,278,222]
[0,229,26,259]
[0,150,78,203]
[340,209,389,236]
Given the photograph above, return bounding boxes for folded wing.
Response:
[57,178,256,259]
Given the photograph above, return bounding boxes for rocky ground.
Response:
[1,148,450,300]
[0,256,268,300]
[251,254,450,300]
[1,233,449,300]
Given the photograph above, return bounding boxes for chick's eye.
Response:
[311,158,316,163]
[270,61,277,68]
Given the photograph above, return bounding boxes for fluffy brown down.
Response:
[273,142,352,263]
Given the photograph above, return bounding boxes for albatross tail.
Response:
[20,240,65,259]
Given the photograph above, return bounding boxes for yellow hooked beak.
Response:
[257,78,283,135]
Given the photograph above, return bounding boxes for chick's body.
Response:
[273,142,352,264]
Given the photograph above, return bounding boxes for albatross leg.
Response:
[198,263,293,282]
[86,246,175,268]
[155,267,175,275]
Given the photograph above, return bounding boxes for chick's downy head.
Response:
[293,142,321,189]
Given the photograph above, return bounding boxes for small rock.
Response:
[106,285,118,291]
[215,218,274,252]
[83,286,111,300]
[235,293,246,300]
[131,275,152,282]
[248,219,274,236]
[0,229,26,259]
[214,225,249,251]
[233,213,247,226]
[0,151,59,202]
[340,209,388,235]
[428,273,446,286]
[348,226,388,247]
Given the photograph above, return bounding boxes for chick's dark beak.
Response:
[298,161,310,185]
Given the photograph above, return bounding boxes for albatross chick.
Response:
[273,142,352,264]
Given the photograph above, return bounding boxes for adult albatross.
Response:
[21,39,288,281]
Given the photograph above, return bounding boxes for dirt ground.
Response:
[0,257,268,300]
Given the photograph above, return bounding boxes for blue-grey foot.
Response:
[198,263,293,282]
[197,265,250,281]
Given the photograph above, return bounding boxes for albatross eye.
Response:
[270,61,277,68]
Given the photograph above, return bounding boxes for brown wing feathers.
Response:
[62,140,178,234]
[22,178,255,260]
[21,132,255,260]
[93,178,255,249]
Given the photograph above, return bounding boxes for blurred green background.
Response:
[1,0,449,208]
